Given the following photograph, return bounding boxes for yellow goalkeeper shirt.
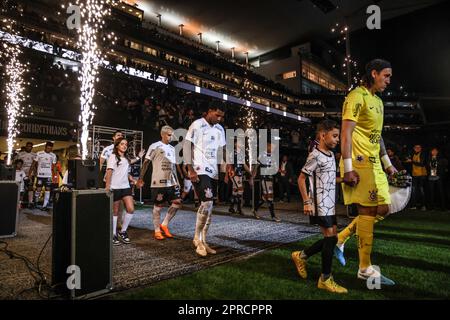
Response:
[342,86,384,168]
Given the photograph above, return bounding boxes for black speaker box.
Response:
[52,189,112,299]
[0,164,14,180]
[67,159,99,189]
[0,181,20,238]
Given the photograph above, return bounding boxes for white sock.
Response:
[194,201,211,241]
[162,205,178,226]
[201,213,212,244]
[152,206,162,232]
[121,213,134,232]
[35,191,40,203]
[113,216,118,235]
[43,191,50,207]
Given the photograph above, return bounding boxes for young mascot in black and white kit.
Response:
[183,103,227,257]
[105,137,136,245]
[292,119,347,293]
[137,126,182,240]
[29,141,57,211]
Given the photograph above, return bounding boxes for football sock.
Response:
[152,206,162,232]
[321,236,337,276]
[356,215,375,270]
[121,213,134,232]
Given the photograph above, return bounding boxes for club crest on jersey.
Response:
[204,188,213,199]
[156,193,164,202]
[368,189,378,202]
[356,155,364,162]
[353,103,362,117]
[210,136,215,141]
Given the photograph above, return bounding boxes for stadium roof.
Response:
[133,0,444,58]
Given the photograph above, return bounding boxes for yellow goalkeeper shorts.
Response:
[340,164,391,207]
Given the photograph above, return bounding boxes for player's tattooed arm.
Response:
[380,136,397,174]
[183,140,198,181]
[341,120,360,186]
[379,136,387,157]
[28,160,37,178]
[139,159,150,181]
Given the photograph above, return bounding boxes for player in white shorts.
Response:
[137,126,182,240]
[105,137,136,246]
[183,103,227,257]
[29,141,57,211]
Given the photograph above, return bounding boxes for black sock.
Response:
[268,201,275,217]
[321,236,338,276]
[303,239,324,258]
[229,197,235,210]
[255,200,263,211]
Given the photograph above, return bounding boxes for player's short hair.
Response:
[113,130,123,138]
[45,141,54,147]
[161,125,174,135]
[26,141,33,146]
[316,119,339,134]
[208,101,225,112]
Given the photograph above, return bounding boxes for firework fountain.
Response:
[76,0,112,159]
[0,2,29,166]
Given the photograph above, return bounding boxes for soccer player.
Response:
[137,126,182,240]
[334,59,397,285]
[183,103,227,257]
[292,119,347,294]
[105,137,136,245]
[29,141,57,211]
[100,130,124,173]
[227,140,252,215]
[253,143,281,222]
[100,130,144,176]
[16,142,36,208]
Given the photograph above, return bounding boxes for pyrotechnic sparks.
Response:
[76,0,113,159]
[241,77,257,170]
[0,3,29,165]
[0,43,28,165]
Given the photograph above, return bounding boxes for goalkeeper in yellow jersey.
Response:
[335,59,398,286]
